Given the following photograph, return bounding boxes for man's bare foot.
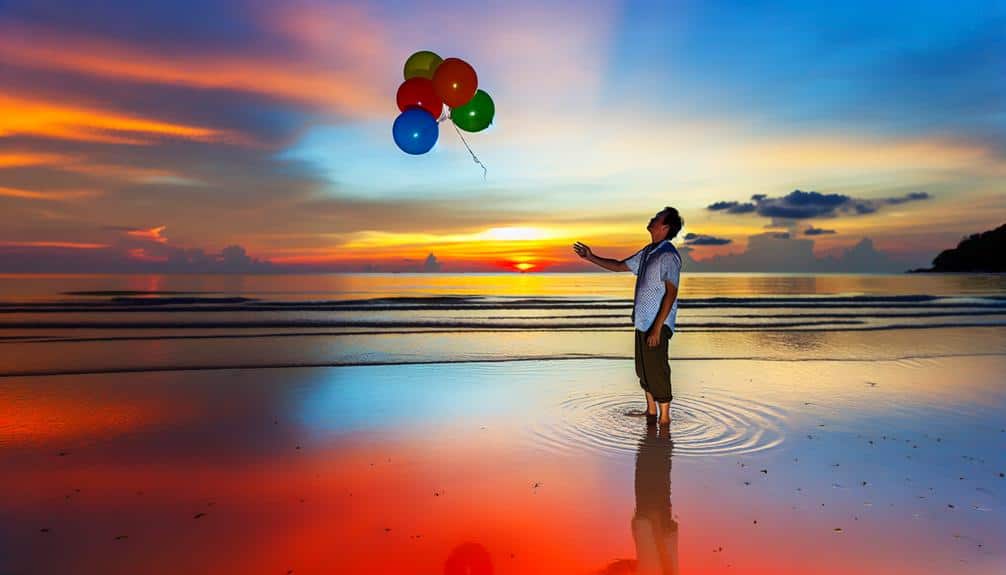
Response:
[624,408,658,417]
[658,402,671,426]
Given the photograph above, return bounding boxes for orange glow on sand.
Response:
[0,396,194,444]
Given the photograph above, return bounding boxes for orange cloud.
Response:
[126,225,168,243]
[0,22,386,117]
[127,247,169,262]
[0,241,109,249]
[0,94,236,145]
[0,152,73,168]
[0,186,102,201]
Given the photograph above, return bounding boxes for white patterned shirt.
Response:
[623,240,682,332]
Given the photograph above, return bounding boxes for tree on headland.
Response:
[910,223,1005,273]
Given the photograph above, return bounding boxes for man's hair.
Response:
[661,207,684,240]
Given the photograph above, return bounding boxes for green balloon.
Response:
[451,89,495,133]
[403,50,443,80]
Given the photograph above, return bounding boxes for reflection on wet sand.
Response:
[633,425,680,575]
[2,354,1004,574]
[602,424,680,575]
[444,542,493,575]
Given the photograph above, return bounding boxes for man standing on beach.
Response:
[572,207,684,426]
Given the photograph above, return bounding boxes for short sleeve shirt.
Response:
[623,240,682,332]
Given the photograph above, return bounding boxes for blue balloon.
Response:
[392,108,438,155]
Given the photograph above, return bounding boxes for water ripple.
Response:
[528,390,786,457]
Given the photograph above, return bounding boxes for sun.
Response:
[514,262,536,272]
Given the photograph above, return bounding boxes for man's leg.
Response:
[632,329,658,418]
[655,326,673,425]
[645,391,657,416]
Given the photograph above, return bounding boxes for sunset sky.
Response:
[1,0,1003,273]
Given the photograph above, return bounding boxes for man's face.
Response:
[647,210,669,238]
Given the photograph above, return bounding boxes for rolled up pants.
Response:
[634,325,673,403]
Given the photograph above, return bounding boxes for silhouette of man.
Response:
[573,207,684,425]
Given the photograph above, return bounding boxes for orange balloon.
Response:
[433,57,478,108]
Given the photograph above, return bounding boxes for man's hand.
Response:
[574,243,628,272]
[646,327,661,348]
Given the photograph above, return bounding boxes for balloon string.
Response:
[452,122,488,180]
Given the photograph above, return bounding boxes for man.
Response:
[572,207,684,426]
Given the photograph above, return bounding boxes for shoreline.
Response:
[2,350,1004,379]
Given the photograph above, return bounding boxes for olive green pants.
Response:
[634,325,673,403]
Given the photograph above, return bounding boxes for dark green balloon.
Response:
[450,90,495,132]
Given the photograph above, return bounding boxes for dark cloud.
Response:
[423,253,442,272]
[708,189,933,220]
[755,190,850,219]
[678,233,904,272]
[218,245,273,272]
[884,192,931,205]
[0,242,276,273]
[683,232,732,246]
[706,201,757,214]
[804,227,837,236]
[1,0,265,52]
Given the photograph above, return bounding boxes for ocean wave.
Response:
[3,322,1005,346]
[1,351,1003,379]
[0,319,870,330]
[3,296,1006,313]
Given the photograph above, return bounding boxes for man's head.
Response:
[647,207,684,243]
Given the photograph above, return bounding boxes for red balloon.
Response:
[396,77,444,119]
[433,57,478,108]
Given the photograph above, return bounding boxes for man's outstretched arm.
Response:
[573,242,630,272]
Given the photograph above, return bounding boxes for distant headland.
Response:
[909,223,1005,273]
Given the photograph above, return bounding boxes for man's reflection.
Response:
[631,423,679,575]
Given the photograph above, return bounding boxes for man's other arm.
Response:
[651,280,678,329]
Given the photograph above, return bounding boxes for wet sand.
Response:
[2,356,1004,574]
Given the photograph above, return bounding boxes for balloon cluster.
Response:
[392,51,495,156]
